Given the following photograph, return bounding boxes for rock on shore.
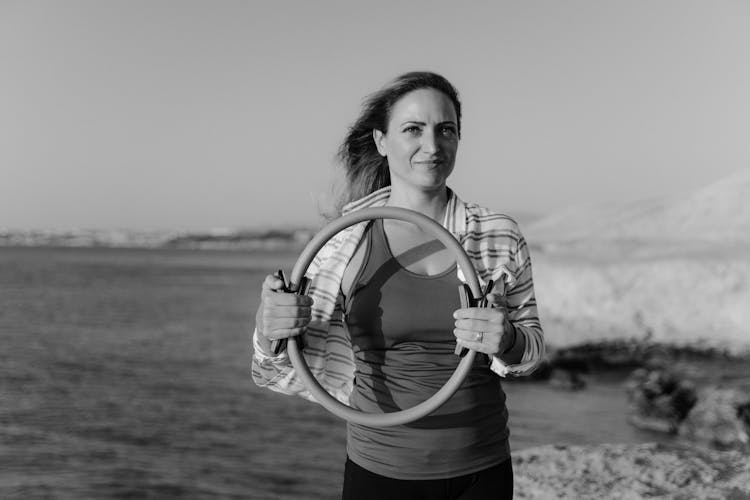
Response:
[513,442,750,499]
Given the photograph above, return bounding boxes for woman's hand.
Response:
[255,274,313,354]
[453,305,515,356]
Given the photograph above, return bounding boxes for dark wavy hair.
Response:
[332,71,462,215]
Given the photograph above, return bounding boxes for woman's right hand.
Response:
[255,274,313,354]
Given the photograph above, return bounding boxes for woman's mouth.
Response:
[414,160,443,168]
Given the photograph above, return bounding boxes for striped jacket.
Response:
[252,186,545,404]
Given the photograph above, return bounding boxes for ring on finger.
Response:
[475,331,484,342]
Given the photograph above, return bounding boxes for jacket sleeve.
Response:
[489,230,546,377]
[250,252,355,404]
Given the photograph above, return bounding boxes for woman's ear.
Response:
[372,129,387,157]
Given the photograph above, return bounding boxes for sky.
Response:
[2,0,749,231]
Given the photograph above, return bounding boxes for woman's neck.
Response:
[385,185,449,222]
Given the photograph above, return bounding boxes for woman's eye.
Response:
[440,126,457,137]
[403,126,420,134]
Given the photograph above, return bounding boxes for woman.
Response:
[252,72,544,499]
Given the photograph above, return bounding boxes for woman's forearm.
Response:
[253,307,276,356]
[498,323,526,365]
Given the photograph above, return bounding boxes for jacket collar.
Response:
[341,185,467,236]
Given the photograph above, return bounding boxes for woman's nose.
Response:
[420,131,438,153]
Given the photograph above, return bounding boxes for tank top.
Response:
[344,219,510,480]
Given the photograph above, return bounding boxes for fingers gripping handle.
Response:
[270,269,311,355]
[454,279,494,357]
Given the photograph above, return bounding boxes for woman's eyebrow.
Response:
[399,120,457,126]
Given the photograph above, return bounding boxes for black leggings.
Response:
[341,457,514,500]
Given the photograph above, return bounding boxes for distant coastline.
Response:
[0,227,315,251]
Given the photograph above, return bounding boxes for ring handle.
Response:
[287,206,483,427]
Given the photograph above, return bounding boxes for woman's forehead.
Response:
[389,88,457,124]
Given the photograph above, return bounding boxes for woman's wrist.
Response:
[254,328,285,358]
[501,320,517,354]
[497,321,525,365]
[253,307,275,355]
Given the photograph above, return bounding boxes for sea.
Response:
[0,247,672,499]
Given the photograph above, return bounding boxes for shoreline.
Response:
[514,442,750,499]
[511,339,750,385]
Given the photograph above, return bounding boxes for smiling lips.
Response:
[413,159,444,168]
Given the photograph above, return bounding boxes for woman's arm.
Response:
[251,291,354,403]
[251,226,365,404]
[251,273,311,395]
[490,232,545,376]
[454,209,545,377]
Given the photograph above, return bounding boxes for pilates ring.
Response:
[286,206,483,427]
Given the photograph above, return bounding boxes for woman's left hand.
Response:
[453,306,515,355]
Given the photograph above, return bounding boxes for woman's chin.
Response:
[391,171,450,192]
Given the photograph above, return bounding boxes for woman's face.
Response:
[373,88,459,194]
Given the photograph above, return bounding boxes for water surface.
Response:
[1,247,670,499]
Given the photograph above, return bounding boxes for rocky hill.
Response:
[525,169,750,356]
[526,168,750,245]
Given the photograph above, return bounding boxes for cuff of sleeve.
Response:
[489,356,540,377]
[489,329,541,377]
[252,328,289,362]
[489,356,511,377]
